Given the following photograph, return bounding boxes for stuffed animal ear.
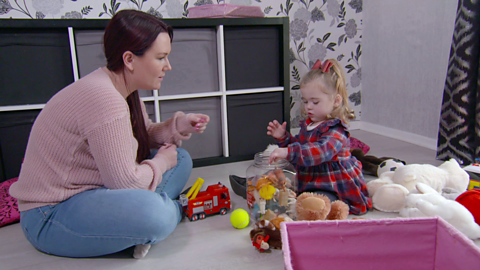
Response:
[416,182,439,194]
[326,200,349,220]
[438,159,470,192]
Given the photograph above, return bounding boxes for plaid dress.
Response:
[276,118,371,215]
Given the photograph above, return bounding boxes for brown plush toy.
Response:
[351,148,406,177]
[250,219,283,252]
[295,192,349,221]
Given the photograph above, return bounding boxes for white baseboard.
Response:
[290,121,438,151]
[349,120,362,130]
[359,121,438,151]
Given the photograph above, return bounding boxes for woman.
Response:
[9,9,209,258]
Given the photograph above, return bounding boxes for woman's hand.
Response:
[156,143,177,169]
[267,120,287,139]
[179,113,210,134]
[189,113,210,133]
[269,147,288,164]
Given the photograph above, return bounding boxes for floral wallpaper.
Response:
[0,0,363,127]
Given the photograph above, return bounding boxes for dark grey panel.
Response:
[144,101,155,122]
[0,30,74,106]
[160,28,219,96]
[75,31,153,98]
[74,30,106,78]
[160,97,222,159]
[138,90,153,97]
[224,26,281,90]
[0,110,40,182]
[227,92,283,156]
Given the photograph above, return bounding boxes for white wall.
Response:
[362,0,458,148]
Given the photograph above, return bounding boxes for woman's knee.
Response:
[136,192,182,240]
[176,148,192,171]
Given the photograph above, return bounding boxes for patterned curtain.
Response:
[437,0,480,165]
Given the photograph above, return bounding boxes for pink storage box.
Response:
[188,4,264,18]
[281,217,480,270]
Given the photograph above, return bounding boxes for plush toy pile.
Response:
[366,159,469,212]
[360,157,480,239]
[247,144,480,251]
[250,192,349,252]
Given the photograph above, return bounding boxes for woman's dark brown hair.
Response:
[103,10,173,162]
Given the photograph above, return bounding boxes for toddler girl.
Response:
[267,59,371,215]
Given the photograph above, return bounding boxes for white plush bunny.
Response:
[400,183,480,239]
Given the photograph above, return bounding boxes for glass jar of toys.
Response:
[246,151,297,222]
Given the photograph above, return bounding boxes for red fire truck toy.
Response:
[179,178,232,221]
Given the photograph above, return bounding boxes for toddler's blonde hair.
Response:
[300,58,355,124]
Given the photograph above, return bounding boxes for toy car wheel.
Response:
[219,208,227,215]
[199,213,206,219]
[190,214,198,221]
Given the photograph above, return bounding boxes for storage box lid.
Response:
[188,4,264,18]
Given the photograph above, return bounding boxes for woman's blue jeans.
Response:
[19,148,192,258]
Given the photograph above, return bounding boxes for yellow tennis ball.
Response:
[230,209,250,229]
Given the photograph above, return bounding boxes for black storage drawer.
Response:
[224,26,281,90]
[0,29,74,106]
[227,92,284,156]
[0,110,40,182]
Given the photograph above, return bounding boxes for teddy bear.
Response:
[295,192,349,221]
[400,182,480,239]
[367,158,470,212]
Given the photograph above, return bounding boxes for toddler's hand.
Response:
[267,120,287,139]
[269,147,288,164]
[156,143,177,169]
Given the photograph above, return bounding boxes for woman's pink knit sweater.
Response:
[10,68,191,212]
